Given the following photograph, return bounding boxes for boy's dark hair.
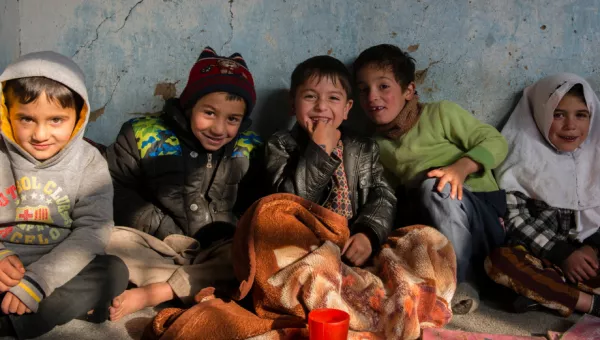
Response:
[353,44,416,90]
[566,84,587,104]
[290,55,352,99]
[3,77,84,118]
[225,93,244,102]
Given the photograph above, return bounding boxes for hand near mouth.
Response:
[306,118,340,155]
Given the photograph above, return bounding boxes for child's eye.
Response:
[577,112,590,119]
[379,84,390,90]
[204,111,215,116]
[50,118,64,124]
[304,94,316,100]
[19,117,33,123]
[553,112,564,119]
[330,96,340,101]
[228,116,241,123]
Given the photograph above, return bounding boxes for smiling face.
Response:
[548,93,591,152]
[355,64,415,125]
[8,91,77,161]
[190,91,246,151]
[293,75,353,130]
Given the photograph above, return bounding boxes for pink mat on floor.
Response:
[421,328,545,340]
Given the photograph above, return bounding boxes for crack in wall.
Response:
[72,14,114,58]
[90,73,125,122]
[113,0,144,33]
[17,0,21,56]
[72,0,145,58]
[220,0,234,53]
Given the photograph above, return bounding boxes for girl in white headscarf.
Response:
[485,73,600,317]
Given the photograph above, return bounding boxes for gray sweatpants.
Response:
[105,227,236,304]
[418,178,501,283]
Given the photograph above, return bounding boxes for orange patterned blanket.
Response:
[144,194,456,340]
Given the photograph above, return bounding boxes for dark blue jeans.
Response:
[8,255,128,339]
[417,178,505,283]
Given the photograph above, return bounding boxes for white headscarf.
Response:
[496,73,600,241]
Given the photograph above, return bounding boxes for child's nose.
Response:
[33,124,49,141]
[210,121,226,135]
[368,90,378,103]
[564,116,577,129]
[314,98,326,111]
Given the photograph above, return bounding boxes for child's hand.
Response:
[426,157,481,200]
[0,255,25,292]
[2,292,32,315]
[562,246,599,283]
[342,233,372,267]
[306,119,341,155]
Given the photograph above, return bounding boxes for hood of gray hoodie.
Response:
[0,51,91,168]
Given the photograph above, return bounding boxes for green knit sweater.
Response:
[377,100,508,192]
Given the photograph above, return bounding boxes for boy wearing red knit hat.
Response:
[104,47,262,320]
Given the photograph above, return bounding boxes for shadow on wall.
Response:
[495,91,523,132]
[344,104,376,137]
[251,89,295,137]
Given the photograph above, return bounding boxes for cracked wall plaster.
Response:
[3,0,600,145]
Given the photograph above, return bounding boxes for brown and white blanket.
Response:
[143,193,456,340]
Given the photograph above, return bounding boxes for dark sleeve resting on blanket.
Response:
[349,139,396,250]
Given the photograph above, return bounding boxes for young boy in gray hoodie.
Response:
[0,51,129,339]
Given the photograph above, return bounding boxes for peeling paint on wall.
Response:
[407,44,419,52]
[4,0,600,144]
[89,107,105,122]
[154,81,178,101]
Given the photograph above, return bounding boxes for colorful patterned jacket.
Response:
[105,99,263,244]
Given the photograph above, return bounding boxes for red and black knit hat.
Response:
[180,46,256,116]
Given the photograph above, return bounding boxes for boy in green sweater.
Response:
[353,44,508,314]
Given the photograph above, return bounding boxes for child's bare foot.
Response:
[109,283,175,321]
[109,289,146,321]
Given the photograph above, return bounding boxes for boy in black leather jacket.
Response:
[264,55,396,267]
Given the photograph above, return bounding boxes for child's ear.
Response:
[404,82,416,101]
[343,99,354,120]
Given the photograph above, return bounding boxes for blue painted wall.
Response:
[0,0,19,73]
[2,0,600,144]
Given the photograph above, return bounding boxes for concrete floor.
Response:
[21,295,581,340]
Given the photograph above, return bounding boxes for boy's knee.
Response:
[96,255,129,290]
[419,178,452,204]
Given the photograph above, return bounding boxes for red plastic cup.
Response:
[308,308,350,340]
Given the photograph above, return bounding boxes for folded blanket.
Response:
[144,193,456,340]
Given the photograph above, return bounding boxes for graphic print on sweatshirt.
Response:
[0,175,71,245]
